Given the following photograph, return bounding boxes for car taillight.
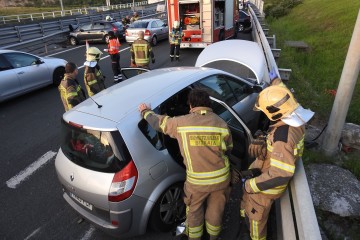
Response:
[108,160,138,202]
[112,27,117,31]
[125,30,129,36]
[144,30,151,36]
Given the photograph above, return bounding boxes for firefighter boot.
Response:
[170,57,174,62]
[176,56,180,61]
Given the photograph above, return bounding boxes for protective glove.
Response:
[248,130,267,160]
[240,168,262,180]
[152,58,155,64]
[269,67,278,81]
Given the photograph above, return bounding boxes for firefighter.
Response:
[122,15,130,26]
[238,84,314,240]
[130,12,139,23]
[58,62,86,111]
[130,31,155,69]
[105,15,113,21]
[104,31,122,83]
[138,89,233,240]
[170,20,184,62]
[84,47,106,96]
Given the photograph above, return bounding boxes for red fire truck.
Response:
[167,0,239,48]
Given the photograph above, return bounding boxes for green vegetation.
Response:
[342,151,360,179]
[265,0,360,124]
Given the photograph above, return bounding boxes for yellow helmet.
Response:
[86,47,103,61]
[254,85,299,121]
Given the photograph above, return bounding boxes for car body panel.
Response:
[0,50,67,102]
[195,39,270,85]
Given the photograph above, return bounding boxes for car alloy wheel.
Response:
[151,36,157,46]
[239,24,245,32]
[104,35,110,43]
[69,37,77,46]
[149,183,185,232]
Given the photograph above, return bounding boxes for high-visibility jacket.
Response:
[170,27,184,45]
[142,106,233,192]
[107,38,121,55]
[130,38,154,67]
[84,64,106,97]
[58,74,86,111]
[244,120,305,198]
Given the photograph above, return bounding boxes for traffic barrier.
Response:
[249,1,322,239]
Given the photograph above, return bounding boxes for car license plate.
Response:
[70,192,93,211]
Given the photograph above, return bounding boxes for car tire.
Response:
[53,67,65,86]
[151,36,157,46]
[239,24,245,32]
[149,183,185,232]
[69,37,78,46]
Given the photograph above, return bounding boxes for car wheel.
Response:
[53,67,65,86]
[104,35,110,43]
[239,24,245,32]
[149,183,185,232]
[151,36,158,46]
[69,37,78,46]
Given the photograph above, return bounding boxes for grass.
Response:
[0,7,63,16]
[265,0,360,124]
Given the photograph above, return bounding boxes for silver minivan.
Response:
[55,40,269,238]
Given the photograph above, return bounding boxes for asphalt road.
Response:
[0,32,252,240]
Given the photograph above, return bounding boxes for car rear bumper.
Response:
[126,36,151,43]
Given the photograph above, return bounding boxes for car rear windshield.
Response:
[60,119,131,173]
[112,22,123,29]
[130,21,149,28]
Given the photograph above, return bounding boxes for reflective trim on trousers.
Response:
[205,221,221,236]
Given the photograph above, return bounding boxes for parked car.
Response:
[68,20,126,46]
[125,19,168,46]
[0,50,67,102]
[54,40,269,238]
[238,9,252,32]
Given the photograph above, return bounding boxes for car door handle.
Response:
[17,71,25,75]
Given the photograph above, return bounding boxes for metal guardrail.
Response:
[0,1,149,24]
[249,1,322,239]
[0,5,160,49]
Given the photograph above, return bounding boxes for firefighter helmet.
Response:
[173,20,180,29]
[254,85,314,126]
[105,15,112,21]
[86,47,103,61]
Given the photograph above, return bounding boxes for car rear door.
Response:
[0,54,22,101]
[3,52,51,91]
[91,22,106,41]
[76,23,93,42]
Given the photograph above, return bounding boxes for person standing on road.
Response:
[138,89,233,240]
[130,31,155,69]
[84,47,106,96]
[238,83,314,240]
[170,20,184,62]
[104,31,122,84]
[130,12,139,23]
[58,62,86,111]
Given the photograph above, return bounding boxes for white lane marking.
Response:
[6,151,57,189]
[24,227,41,240]
[80,226,95,240]
[47,45,85,57]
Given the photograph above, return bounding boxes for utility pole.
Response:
[59,0,64,16]
[322,9,360,156]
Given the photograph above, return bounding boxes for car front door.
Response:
[76,23,93,42]
[156,20,168,40]
[91,22,106,41]
[4,52,50,91]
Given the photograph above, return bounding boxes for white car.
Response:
[54,40,269,238]
[0,50,67,102]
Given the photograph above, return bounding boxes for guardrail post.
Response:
[39,22,45,36]
[15,26,22,42]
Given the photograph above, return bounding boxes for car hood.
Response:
[195,40,269,85]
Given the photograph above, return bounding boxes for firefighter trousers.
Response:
[170,44,180,59]
[184,182,229,240]
[240,191,274,240]
[110,53,121,82]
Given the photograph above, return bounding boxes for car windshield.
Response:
[130,21,149,28]
[60,120,130,173]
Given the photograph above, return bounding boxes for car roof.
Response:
[195,40,268,84]
[65,67,222,126]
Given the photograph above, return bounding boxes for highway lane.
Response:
[0,39,204,240]
[0,32,251,239]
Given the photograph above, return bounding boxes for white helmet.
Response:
[105,15,112,21]
[173,21,180,28]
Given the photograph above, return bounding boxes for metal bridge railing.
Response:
[249,1,322,239]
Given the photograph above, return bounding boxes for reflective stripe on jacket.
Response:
[58,74,86,111]
[108,38,120,55]
[245,121,305,198]
[84,65,105,97]
[130,39,154,66]
[170,28,184,45]
[143,106,233,192]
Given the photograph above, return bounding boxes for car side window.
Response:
[4,52,38,68]
[80,23,92,31]
[197,75,237,106]
[157,20,165,27]
[93,22,105,30]
[0,55,13,71]
[151,21,158,28]
[222,75,251,102]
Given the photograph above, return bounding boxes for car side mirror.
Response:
[35,59,44,65]
[163,23,168,27]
